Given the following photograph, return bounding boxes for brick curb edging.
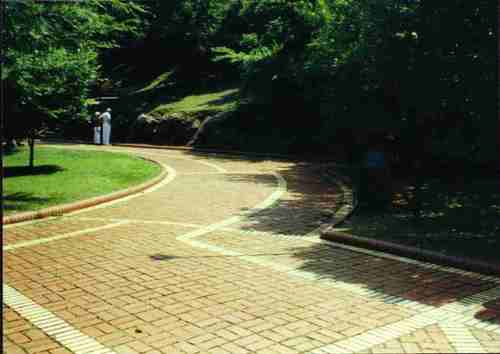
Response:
[320,171,500,276]
[3,157,167,225]
[319,171,358,230]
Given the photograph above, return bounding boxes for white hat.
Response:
[106,108,112,112]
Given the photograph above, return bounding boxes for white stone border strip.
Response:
[167,155,500,339]
[3,221,130,251]
[325,175,356,228]
[62,216,500,325]
[207,220,500,320]
[310,304,493,354]
[121,150,227,173]
[72,216,205,229]
[183,157,227,173]
[439,321,488,353]
[3,284,116,354]
[177,172,287,243]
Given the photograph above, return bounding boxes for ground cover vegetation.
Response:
[325,165,500,265]
[3,147,161,215]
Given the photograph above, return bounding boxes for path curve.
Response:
[3,153,173,225]
[3,144,500,354]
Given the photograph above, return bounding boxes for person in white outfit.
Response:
[93,112,101,144]
[100,108,112,145]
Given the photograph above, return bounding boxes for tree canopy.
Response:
[3,0,145,140]
[4,0,496,167]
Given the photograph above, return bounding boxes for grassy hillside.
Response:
[149,88,239,117]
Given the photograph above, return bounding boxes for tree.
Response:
[2,0,145,168]
[213,0,330,100]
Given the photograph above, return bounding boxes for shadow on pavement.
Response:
[175,150,499,314]
[150,252,297,261]
[223,164,342,237]
[475,298,500,325]
[291,241,497,307]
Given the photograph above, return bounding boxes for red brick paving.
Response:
[3,145,500,354]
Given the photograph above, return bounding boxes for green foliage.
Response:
[108,0,494,164]
[212,0,330,99]
[5,0,494,166]
[3,0,145,140]
[141,0,233,54]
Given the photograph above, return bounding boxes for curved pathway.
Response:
[3,144,500,354]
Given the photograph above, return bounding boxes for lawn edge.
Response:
[3,156,167,225]
[320,170,500,276]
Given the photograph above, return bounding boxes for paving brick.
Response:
[23,339,60,354]
[4,146,500,354]
[8,332,32,345]
[48,348,73,354]
[136,309,168,322]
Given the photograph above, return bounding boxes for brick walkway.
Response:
[3,144,500,354]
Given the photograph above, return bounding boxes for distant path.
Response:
[3,144,500,354]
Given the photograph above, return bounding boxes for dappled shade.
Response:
[292,241,497,308]
[345,173,500,265]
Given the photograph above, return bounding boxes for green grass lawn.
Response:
[3,147,161,215]
[336,169,500,264]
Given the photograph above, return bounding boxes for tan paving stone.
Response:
[197,337,228,351]
[174,341,201,353]
[368,324,457,354]
[7,332,31,345]
[219,342,251,354]
[148,335,178,349]
[22,339,60,354]
[48,348,74,354]
[3,343,28,354]
[401,342,422,353]
[469,327,500,353]
[188,333,218,344]
[114,344,140,354]
[126,340,155,353]
[136,309,169,322]
[256,343,300,354]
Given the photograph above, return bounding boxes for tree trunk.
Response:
[28,134,35,169]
